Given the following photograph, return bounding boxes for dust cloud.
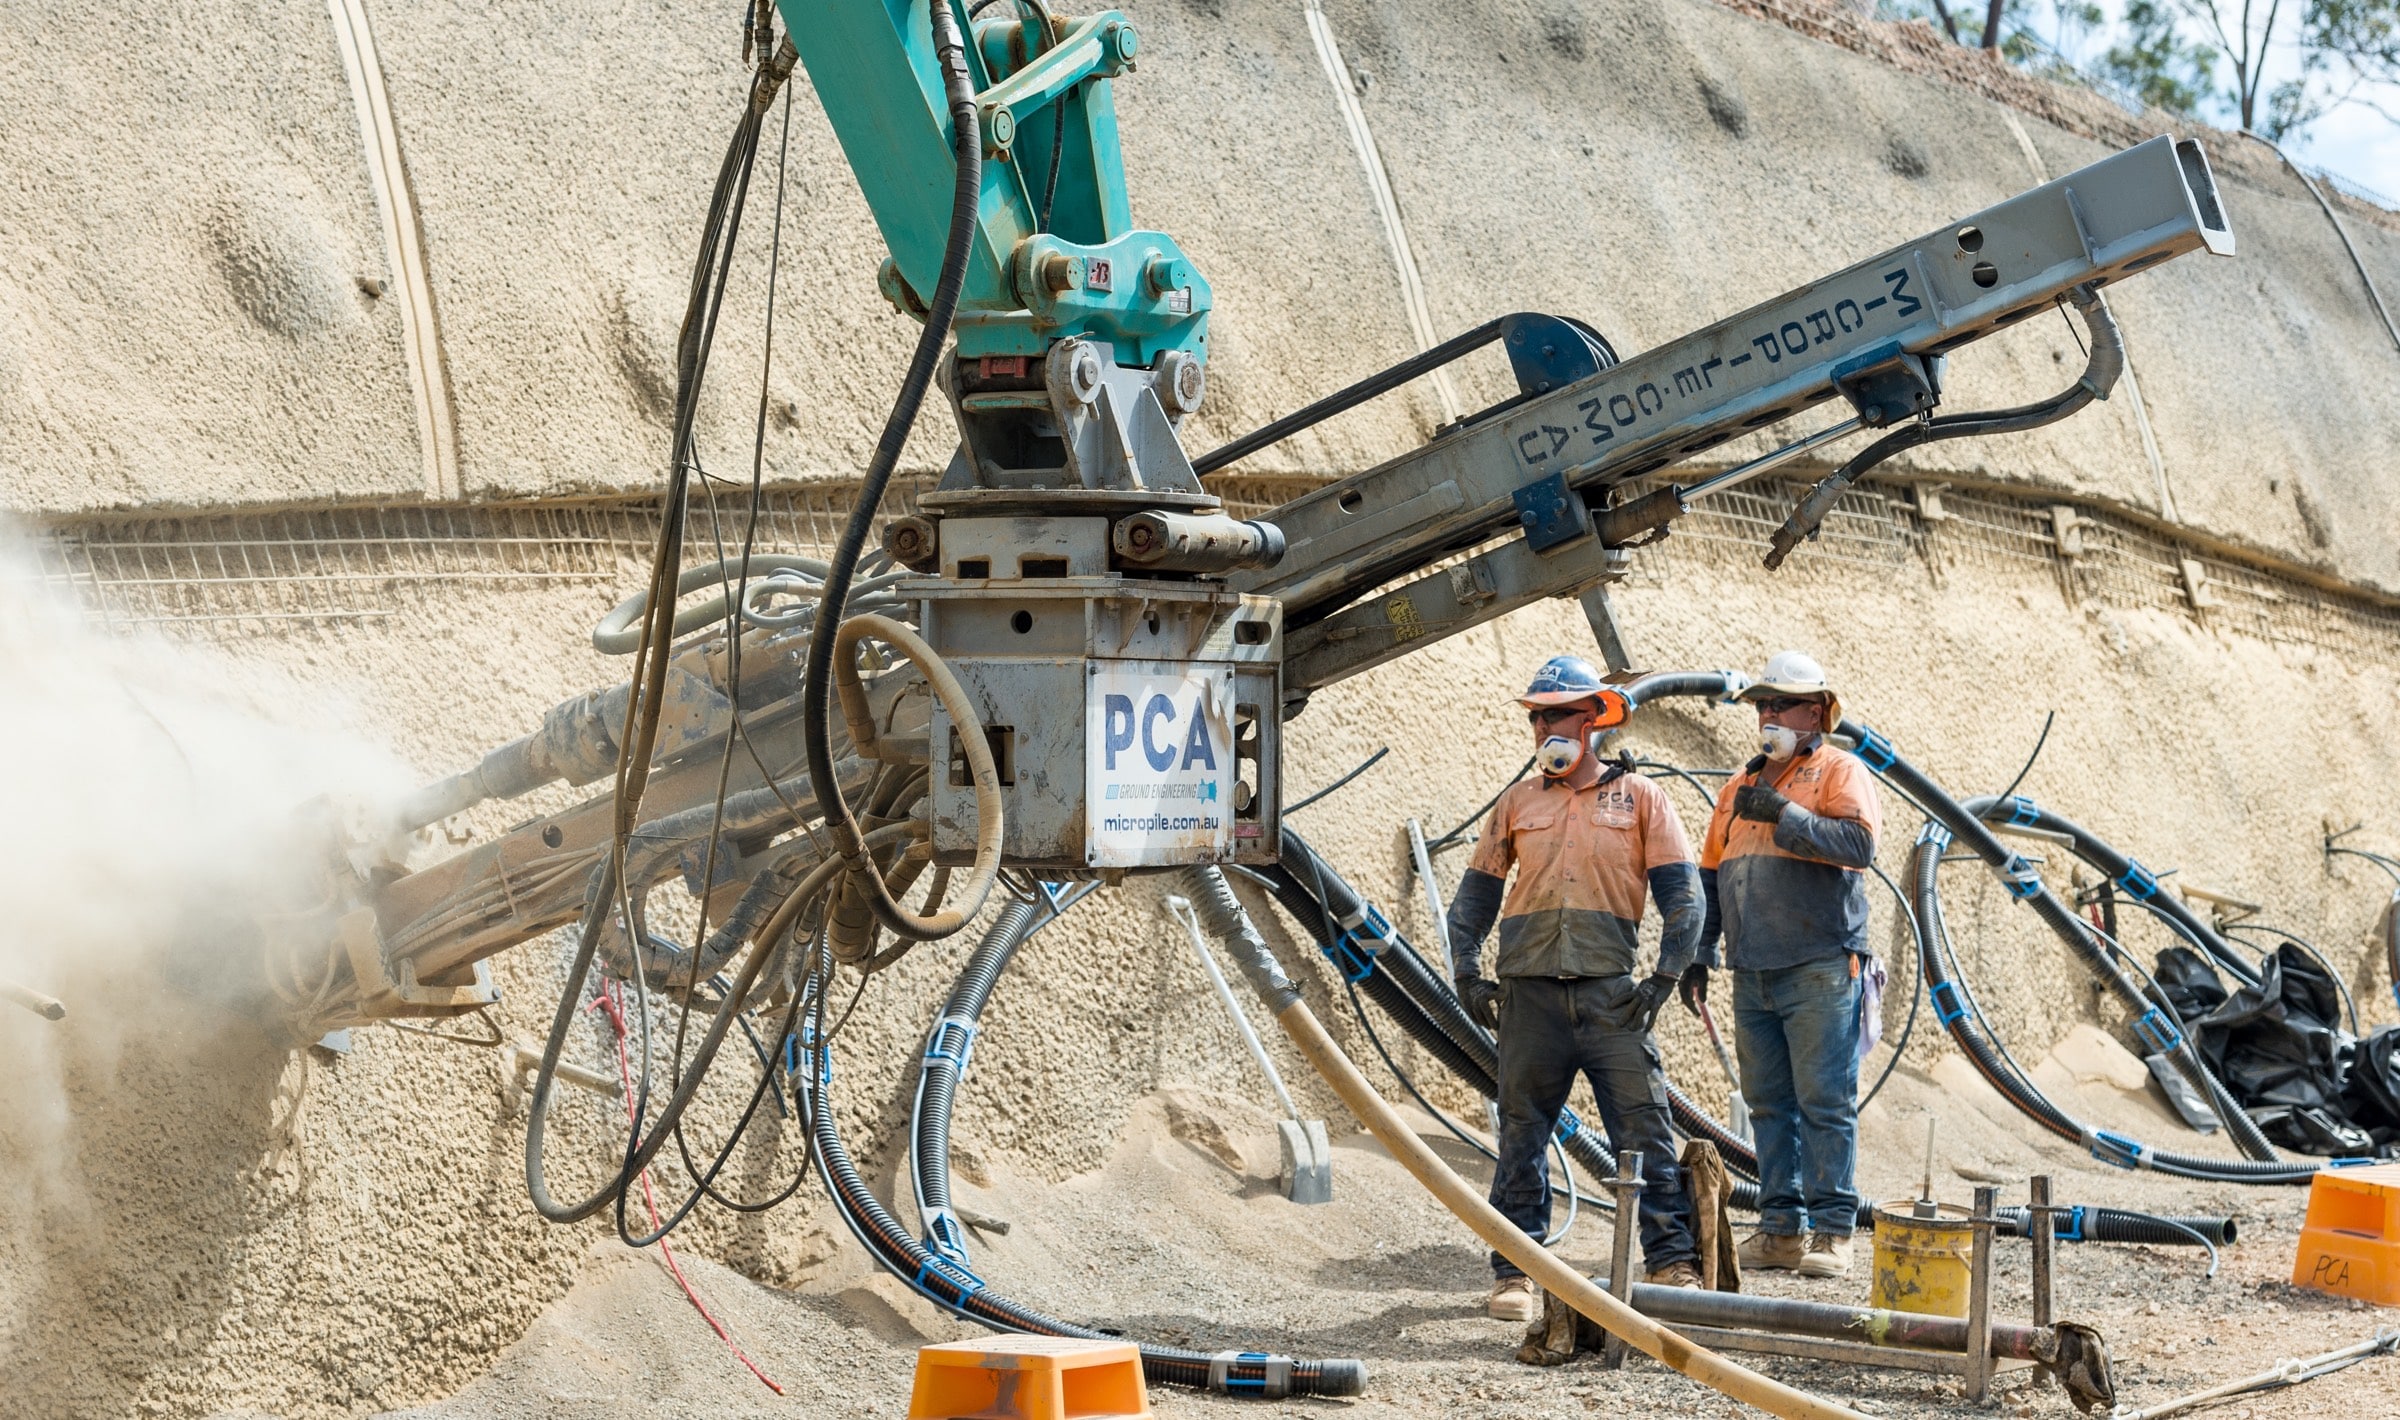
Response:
[0,524,412,1209]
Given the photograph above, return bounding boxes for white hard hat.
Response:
[1739,650,1842,729]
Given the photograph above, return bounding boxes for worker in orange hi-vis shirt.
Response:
[1446,655,1708,1324]
[1684,650,1882,1282]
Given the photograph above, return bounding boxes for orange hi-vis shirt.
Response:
[1700,742,1883,970]
[1467,757,1696,979]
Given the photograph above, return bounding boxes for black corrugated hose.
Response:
[1873,727,2316,1183]
[803,900,1367,1399]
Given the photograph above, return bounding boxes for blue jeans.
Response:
[1488,976,1697,1278]
[1732,958,1861,1237]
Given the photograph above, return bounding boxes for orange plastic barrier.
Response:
[2290,1161,2400,1305]
[906,1336,1151,1420]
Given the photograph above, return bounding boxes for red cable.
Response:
[592,983,784,1394]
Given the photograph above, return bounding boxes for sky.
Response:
[2004,0,2400,206]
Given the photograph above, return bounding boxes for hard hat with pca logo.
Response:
[1518,655,1629,727]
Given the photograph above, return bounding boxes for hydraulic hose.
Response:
[911,894,1044,1264]
[1893,786,2316,1184]
[1846,717,2286,1168]
[798,0,983,946]
[801,947,1367,1399]
[1943,791,2278,1161]
[1764,285,2124,570]
[1972,795,2261,989]
[1992,1205,2237,1247]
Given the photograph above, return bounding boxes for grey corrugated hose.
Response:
[1176,866,1300,1013]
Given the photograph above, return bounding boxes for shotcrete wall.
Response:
[5,1,2400,1416]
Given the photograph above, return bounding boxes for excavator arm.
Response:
[287,4,2233,1032]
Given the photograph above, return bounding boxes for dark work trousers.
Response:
[1488,974,1697,1279]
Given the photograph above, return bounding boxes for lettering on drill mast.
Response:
[1511,262,1927,472]
[1086,662,1234,867]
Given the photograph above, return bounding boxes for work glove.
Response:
[1678,963,1709,1018]
[1731,783,1791,824]
[1457,976,1501,1031]
[1630,972,1677,1032]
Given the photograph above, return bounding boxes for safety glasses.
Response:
[1754,696,1816,714]
[1526,706,1587,727]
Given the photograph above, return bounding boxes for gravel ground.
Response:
[369,1042,2399,1420]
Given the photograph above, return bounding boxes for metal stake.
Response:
[1965,1184,1998,1403]
[2028,1175,2055,1332]
[1603,1149,1643,1369]
[1404,817,1453,976]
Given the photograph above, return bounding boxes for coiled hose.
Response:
[1893,779,2316,1183]
[1850,720,2290,1171]
[799,937,1368,1399]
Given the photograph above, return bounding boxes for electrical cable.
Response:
[525,35,801,1227]
[1428,754,1535,853]
[2241,131,2400,359]
[797,0,988,947]
[1282,745,1388,817]
[1991,709,2054,806]
[2220,921,2362,1035]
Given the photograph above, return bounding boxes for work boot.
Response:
[1645,1259,1705,1289]
[1737,1230,1808,1271]
[1797,1232,1854,1278]
[1486,1274,1538,1322]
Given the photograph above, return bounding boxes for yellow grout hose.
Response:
[1271,996,1873,1420]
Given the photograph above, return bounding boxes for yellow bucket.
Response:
[1868,1200,1974,1317]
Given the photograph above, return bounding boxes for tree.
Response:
[1889,0,2400,141]
[2306,0,2400,126]
[2101,0,2218,117]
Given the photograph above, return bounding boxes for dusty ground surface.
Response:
[367,1061,2399,1420]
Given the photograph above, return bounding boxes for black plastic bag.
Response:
[2344,1027,2400,1146]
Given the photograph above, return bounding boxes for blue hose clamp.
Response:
[2089,1129,2147,1170]
[1917,821,1954,849]
[924,1210,970,1262]
[2115,860,2160,901]
[1321,934,1375,983]
[1554,1113,1582,1141]
[2056,1204,2087,1241]
[915,1253,985,1305]
[2131,1007,2183,1055]
[924,1014,980,1075]
[1207,1352,1294,1397]
[1852,724,1897,773]
[1930,980,1968,1027]
[2007,795,2041,826]
[1326,903,1392,982]
[1999,854,2043,900]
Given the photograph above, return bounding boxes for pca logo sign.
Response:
[1085,662,1234,867]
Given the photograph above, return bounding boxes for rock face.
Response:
[3,2,2399,1418]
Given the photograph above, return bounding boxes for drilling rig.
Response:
[261,0,2233,1263]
